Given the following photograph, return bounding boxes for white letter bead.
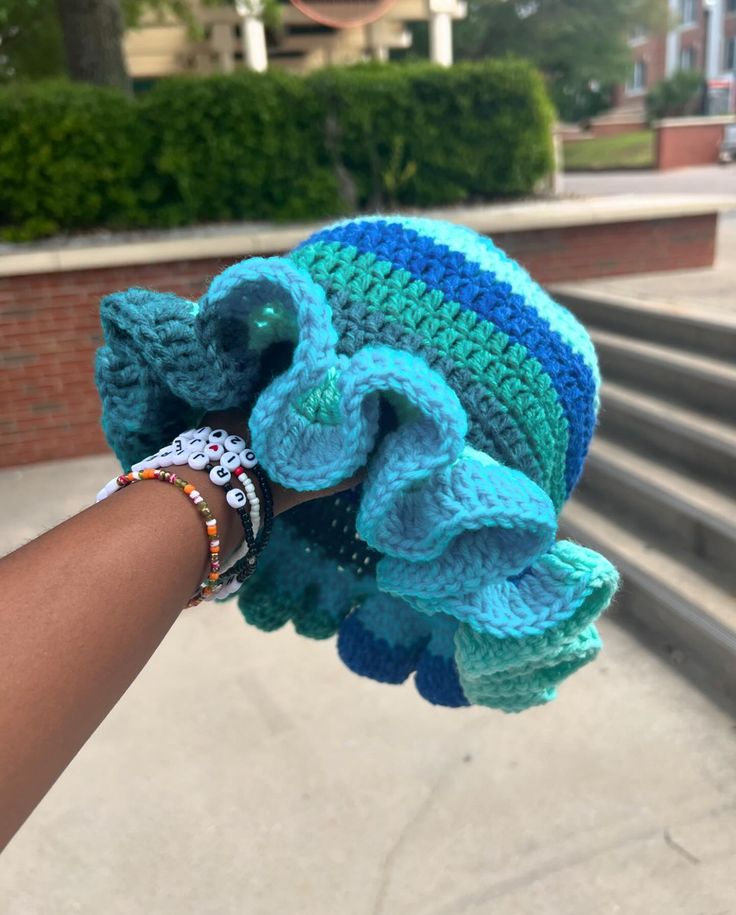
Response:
[142,454,160,469]
[157,447,174,467]
[195,426,212,438]
[220,451,241,472]
[208,428,228,443]
[131,459,148,472]
[172,449,190,465]
[188,451,208,471]
[180,429,197,441]
[239,449,258,469]
[226,488,247,509]
[225,435,245,453]
[206,442,225,461]
[209,465,231,486]
[186,436,205,453]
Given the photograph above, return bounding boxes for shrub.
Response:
[139,70,341,226]
[0,61,554,241]
[0,80,153,241]
[646,70,704,123]
[309,59,554,209]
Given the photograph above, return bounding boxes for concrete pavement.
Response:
[1,455,735,915]
[563,162,736,198]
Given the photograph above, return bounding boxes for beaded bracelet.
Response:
[96,425,274,604]
[204,462,255,565]
[223,462,274,588]
[109,468,222,607]
[180,426,271,559]
[203,459,274,596]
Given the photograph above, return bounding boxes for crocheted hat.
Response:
[96,216,618,712]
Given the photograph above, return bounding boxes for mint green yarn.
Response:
[247,300,298,350]
[292,241,569,508]
[459,626,602,712]
[295,367,343,425]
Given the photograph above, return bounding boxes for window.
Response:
[680,45,697,69]
[727,0,736,14]
[727,36,736,71]
[627,59,648,92]
[629,25,647,43]
[679,0,697,25]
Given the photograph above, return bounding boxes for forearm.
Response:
[0,403,364,850]
[0,431,310,851]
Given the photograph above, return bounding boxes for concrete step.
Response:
[576,438,736,591]
[553,287,736,361]
[597,381,736,497]
[591,329,736,421]
[561,500,736,711]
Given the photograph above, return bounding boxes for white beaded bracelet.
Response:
[97,426,267,597]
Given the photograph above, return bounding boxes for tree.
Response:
[454,0,667,122]
[55,0,130,91]
[2,0,281,87]
[0,0,65,82]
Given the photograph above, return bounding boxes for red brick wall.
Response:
[0,214,718,468]
[677,10,707,71]
[631,33,668,93]
[655,121,728,168]
[499,214,715,283]
[725,10,736,68]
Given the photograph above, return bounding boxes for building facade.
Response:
[124,0,466,79]
[621,0,735,105]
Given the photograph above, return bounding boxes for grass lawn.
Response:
[563,130,654,171]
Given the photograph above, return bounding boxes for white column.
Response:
[704,0,723,78]
[211,22,235,73]
[365,23,389,62]
[665,0,679,76]
[429,11,453,66]
[428,0,455,66]
[236,0,268,72]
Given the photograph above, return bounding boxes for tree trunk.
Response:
[56,0,131,93]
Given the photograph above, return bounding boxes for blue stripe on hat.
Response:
[303,220,597,492]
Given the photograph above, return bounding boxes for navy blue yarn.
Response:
[338,614,469,707]
[303,220,597,493]
[337,613,428,685]
[415,653,470,707]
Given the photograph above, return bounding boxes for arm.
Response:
[0,414,358,850]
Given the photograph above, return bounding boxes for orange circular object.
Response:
[289,0,399,29]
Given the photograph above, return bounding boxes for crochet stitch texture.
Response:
[96,216,619,712]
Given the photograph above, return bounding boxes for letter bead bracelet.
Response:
[95,426,273,607]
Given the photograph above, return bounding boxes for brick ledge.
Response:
[1,194,733,278]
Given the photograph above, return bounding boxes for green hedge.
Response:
[0,61,553,241]
[139,70,340,226]
[0,81,154,241]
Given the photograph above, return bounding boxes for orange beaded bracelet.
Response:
[112,468,222,607]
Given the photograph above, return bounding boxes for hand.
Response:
[203,409,365,519]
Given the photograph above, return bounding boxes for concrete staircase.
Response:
[552,287,736,708]
[588,98,646,134]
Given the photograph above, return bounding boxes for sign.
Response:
[289,0,399,28]
[706,78,733,116]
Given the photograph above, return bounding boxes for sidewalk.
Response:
[563,163,736,198]
[1,456,735,915]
